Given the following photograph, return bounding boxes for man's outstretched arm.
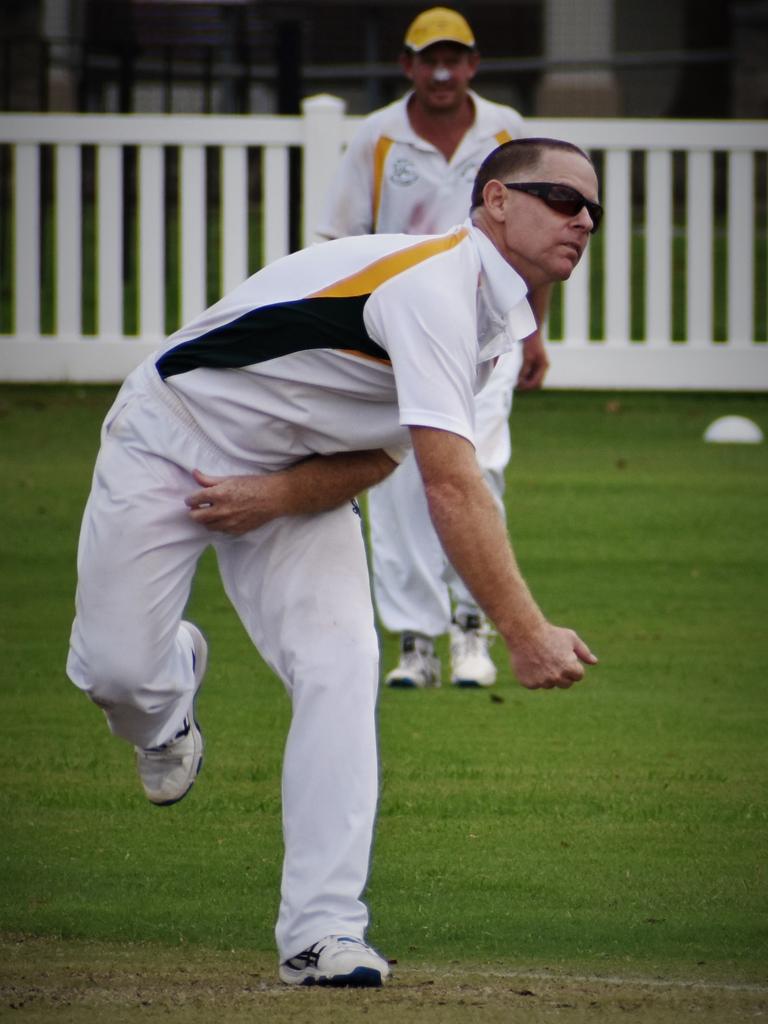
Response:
[410,425,597,690]
[186,449,398,535]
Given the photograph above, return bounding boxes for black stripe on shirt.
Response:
[156,295,389,379]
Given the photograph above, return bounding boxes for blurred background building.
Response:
[1,0,765,119]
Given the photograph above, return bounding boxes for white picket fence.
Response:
[1,95,766,389]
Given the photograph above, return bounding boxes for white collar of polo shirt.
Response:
[469,221,536,361]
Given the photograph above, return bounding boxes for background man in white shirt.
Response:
[320,7,552,689]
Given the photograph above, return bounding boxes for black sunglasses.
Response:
[504,181,603,233]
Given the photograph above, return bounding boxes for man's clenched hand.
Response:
[509,622,598,689]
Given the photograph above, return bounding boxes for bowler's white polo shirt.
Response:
[318,91,524,238]
[151,224,535,472]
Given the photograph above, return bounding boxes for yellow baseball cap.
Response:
[403,7,476,52]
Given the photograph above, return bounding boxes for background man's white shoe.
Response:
[385,633,441,688]
[450,613,497,687]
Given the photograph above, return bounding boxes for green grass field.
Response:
[1,385,767,1019]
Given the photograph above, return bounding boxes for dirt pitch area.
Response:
[2,936,765,1024]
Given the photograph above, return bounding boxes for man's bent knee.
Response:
[66,637,165,714]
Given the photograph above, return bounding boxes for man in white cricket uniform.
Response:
[67,138,601,987]
[319,7,551,689]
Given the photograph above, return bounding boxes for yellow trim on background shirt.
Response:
[494,130,513,145]
[372,136,394,230]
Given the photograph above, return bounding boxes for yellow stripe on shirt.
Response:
[494,130,513,145]
[372,135,394,230]
[309,228,469,301]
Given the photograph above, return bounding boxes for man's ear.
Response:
[466,51,480,80]
[399,52,415,80]
[482,179,508,222]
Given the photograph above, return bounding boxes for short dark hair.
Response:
[470,138,594,210]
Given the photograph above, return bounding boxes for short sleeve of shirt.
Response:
[317,118,380,238]
[362,237,480,443]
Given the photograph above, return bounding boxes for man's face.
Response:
[401,43,479,113]
[498,150,600,287]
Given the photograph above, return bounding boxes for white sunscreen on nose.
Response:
[432,67,451,82]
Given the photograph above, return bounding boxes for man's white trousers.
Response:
[66,369,380,961]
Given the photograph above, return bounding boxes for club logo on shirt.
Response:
[389,158,419,186]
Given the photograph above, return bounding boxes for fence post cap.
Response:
[301,94,346,114]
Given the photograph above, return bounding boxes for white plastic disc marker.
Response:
[703,416,764,444]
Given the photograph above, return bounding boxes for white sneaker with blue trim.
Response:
[450,612,497,687]
[385,633,441,688]
[279,935,391,987]
[135,621,207,806]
